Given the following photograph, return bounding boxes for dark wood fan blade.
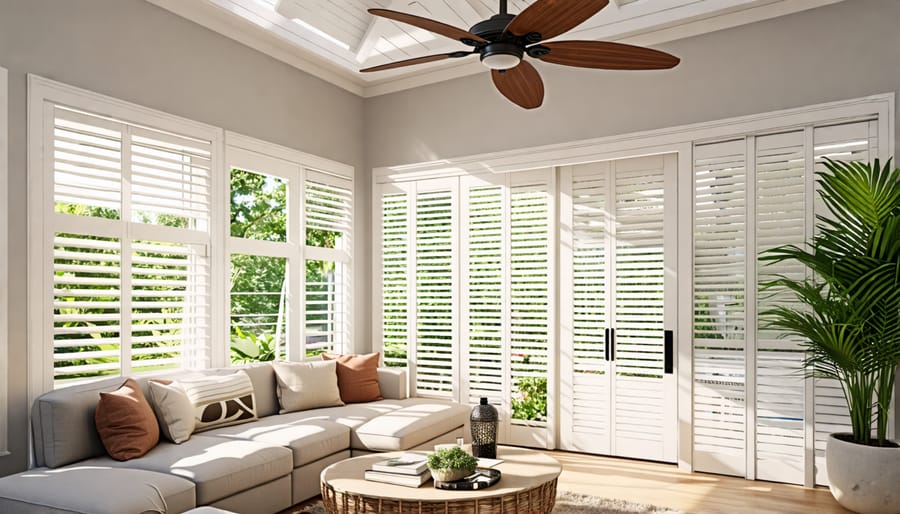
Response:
[361,52,470,72]
[538,41,680,69]
[369,9,486,44]
[504,0,609,41]
[491,61,544,110]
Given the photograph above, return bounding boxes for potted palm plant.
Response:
[760,158,900,514]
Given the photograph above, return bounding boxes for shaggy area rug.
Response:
[290,491,684,513]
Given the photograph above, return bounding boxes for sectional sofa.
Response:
[0,363,470,514]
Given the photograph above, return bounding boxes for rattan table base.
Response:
[321,447,561,514]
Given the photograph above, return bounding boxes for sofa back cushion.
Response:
[32,376,153,468]
[241,362,278,417]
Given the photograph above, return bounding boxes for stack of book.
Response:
[364,453,431,487]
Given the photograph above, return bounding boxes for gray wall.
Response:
[0,0,367,476]
[364,0,900,168]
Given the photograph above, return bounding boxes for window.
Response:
[0,65,9,455]
[28,77,354,400]
[35,104,214,387]
[226,139,352,364]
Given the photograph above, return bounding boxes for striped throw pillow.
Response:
[179,371,258,433]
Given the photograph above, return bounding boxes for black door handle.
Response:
[664,329,674,374]
[610,328,615,362]
[604,328,610,361]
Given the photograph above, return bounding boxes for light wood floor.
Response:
[550,450,850,514]
[294,450,851,513]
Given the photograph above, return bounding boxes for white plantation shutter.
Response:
[53,234,122,380]
[304,170,353,356]
[509,175,551,428]
[811,120,877,485]
[755,131,807,484]
[53,108,122,216]
[130,128,211,228]
[566,163,612,450]
[305,170,352,252]
[131,240,210,373]
[380,188,410,367]
[612,156,669,457]
[464,179,505,408]
[691,118,881,485]
[693,139,748,476]
[47,105,213,386]
[414,184,457,398]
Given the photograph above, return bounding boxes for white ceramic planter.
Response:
[826,433,900,514]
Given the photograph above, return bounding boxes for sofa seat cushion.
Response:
[203,416,350,467]
[0,465,195,514]
[81,435,292,505]
[283,400,410,446]
[353,398,470,451]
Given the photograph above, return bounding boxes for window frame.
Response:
[224,132,353,363]
[27,75,225,402]
[0,65,9,456]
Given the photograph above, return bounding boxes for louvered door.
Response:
[561,154,677,462]
[413,179,458,399]
[692,120,880,485]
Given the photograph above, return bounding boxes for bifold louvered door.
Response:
[561,154,678,462]
[692,119,879,486]
[461,170,553,448]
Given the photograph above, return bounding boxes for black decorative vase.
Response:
[470,397,499,459]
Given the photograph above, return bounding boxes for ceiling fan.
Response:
[361,0,680,109]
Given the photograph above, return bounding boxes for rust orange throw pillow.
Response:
[95,378,159,460]
[322,353,383,403]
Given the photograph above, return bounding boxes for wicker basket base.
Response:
[322,478,557,514]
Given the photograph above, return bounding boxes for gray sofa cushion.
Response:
[203,417,349,467]
[0,465,195,514]
[353,398,470,451]
[80,435,292,505]
[31,376,152,468]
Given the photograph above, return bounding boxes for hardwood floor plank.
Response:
[549,450,851,514]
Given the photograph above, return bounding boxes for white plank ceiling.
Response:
[147,0,843,97]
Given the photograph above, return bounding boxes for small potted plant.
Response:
[427,447,477,483]
[761,158,900,514]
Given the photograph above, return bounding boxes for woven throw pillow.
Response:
[179,371,258,433]
[148,379,195,444]
[273,360,344,413]
[94,378,160,461]
[322,353,383,403]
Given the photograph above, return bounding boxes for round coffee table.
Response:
[321,446,561,513]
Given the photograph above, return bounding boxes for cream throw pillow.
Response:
[149,371,257,441]
[273,360,344,413]
[148,379,195,444]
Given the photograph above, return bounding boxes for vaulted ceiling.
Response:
[147,0,843,97]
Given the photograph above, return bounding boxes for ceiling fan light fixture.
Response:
[480,42,523,70]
